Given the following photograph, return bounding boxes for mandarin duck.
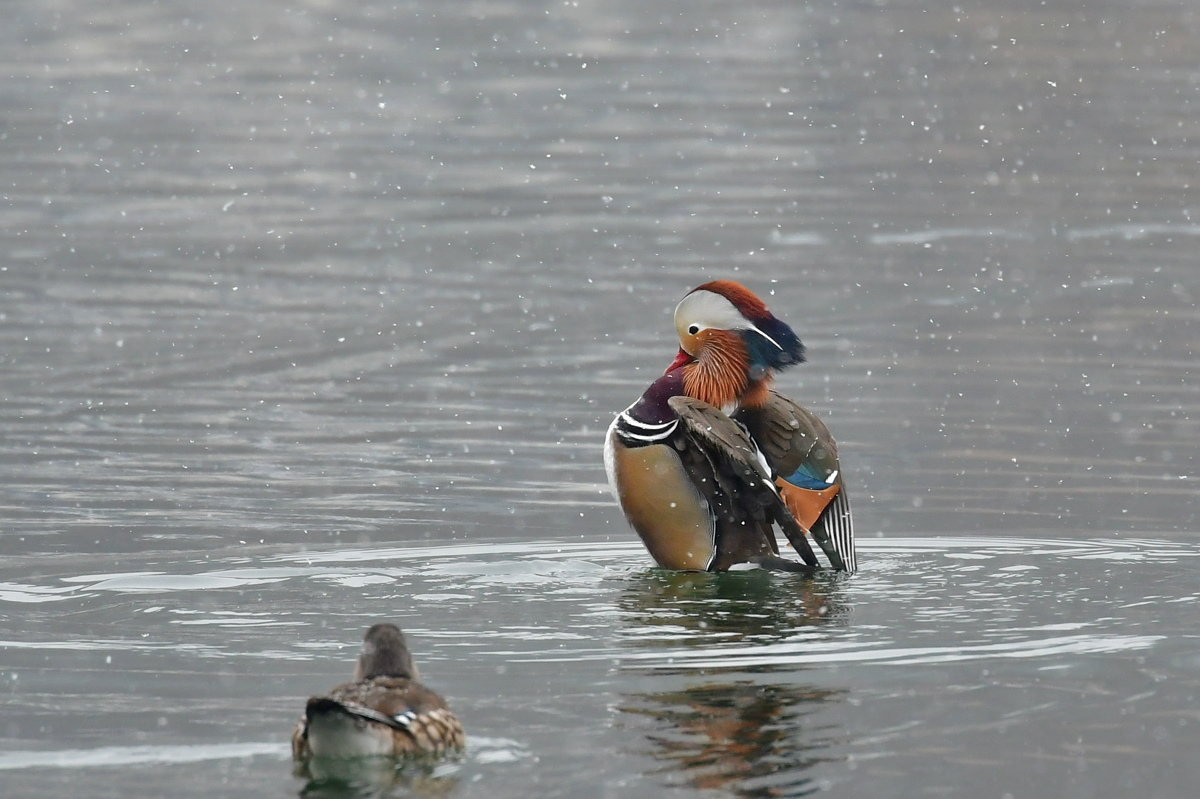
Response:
[292,623,465,761]
[604,280,856,573]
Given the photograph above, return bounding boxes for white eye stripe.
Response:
[675,290,782,351]
[746,322,782,351]
[675,291,745,331]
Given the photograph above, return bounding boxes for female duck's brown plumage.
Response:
[292,623,464,761]
[605,280,856,573]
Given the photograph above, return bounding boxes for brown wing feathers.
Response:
[735,392,851,572]
[668,397,820,569]
[737,392,837,478]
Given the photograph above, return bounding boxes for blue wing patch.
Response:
[780,465,834,491]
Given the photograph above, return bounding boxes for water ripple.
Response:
[870,228,1034,245]
[611,633,1165,670]
[0,743,290,770]
[1064,222,1200,241]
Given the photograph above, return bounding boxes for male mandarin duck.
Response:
[292,623,465,761]
[604,280,857,573]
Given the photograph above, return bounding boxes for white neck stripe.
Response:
[618,416,678,442]
[620,412,675,431]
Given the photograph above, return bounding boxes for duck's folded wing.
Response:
[360,679,465,753]
[307,696,405,729]
[668,396,819,568]
[737,391,837,478]
[736,392,855,573]
[309,680,465,754]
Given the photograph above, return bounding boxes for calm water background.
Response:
[2,0,1199,796]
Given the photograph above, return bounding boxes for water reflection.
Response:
[619,569,849,645]
[618,571,847,796]
[623,681,841,798]
[294,757,458,799]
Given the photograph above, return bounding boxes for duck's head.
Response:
[355,622,419,681]
[666,280,805,411]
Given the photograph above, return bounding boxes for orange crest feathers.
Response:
[691,280,771,321]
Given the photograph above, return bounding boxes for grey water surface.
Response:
[2,0,1199,797]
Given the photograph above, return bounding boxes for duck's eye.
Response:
[687,324,700,335]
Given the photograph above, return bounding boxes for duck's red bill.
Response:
[665,348,694,375]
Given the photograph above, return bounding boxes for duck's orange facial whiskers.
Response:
[682,329,751,409]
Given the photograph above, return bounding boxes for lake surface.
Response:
[1,0,1198,797]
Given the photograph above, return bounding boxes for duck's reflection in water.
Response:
[294,757,458,799]
[620,568,849,642]
[618,570,847,797]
